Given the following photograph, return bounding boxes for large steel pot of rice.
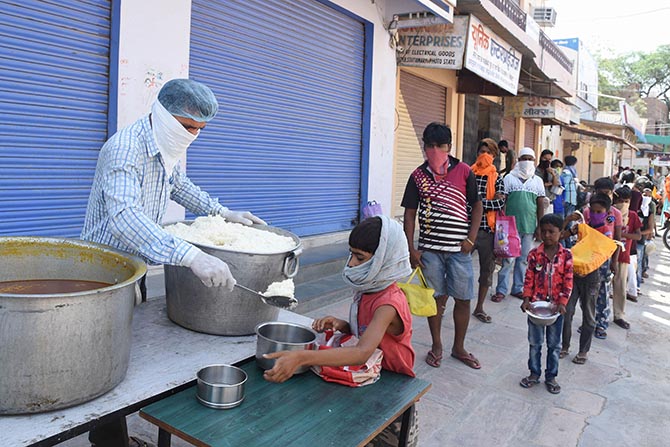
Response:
[0,237,146,414]
[164,223,302,335]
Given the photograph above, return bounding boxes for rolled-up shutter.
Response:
[393,71,447,218]
[502,117,516,149]
[524,120,538,150]
[0,0,112,237]
[188,0,365,236]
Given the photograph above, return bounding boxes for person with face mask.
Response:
[402,123,484,370]
[82,78,265,296]
[492,148,546,303]
[81,79,265,446]
[536,149,560,208]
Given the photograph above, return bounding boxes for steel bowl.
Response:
[196,364,247,409]
[526,301,559,326]
[255,321,317,373]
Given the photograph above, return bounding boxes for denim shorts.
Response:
[421,250,475,300]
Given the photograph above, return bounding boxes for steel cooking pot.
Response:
[0,237,146,414]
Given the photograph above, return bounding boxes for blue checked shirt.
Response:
[81,115,227,265]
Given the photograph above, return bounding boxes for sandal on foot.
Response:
[594,328,607,339]
[129,437,156,447]
[559,349,569,359]
[626,294,638,303]
[491,292,505,303]
[613,319,630,329]
[473,311,492,323]
[510,291,524,299]
[545,380,561,394]
[425,350,443,368]
[572,354,587,365]
[450,352,481,369]
[519,375,540,388]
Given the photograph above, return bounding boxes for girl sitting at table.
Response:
[264,215,418,445]
[263,215,415,381]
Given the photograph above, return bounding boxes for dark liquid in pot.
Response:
[0,279,113,294]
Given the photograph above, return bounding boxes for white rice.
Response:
[164,215,296,254]
[263,279,295,298]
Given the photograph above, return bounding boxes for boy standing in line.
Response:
[611,187,642,329]
[520,214,573,394]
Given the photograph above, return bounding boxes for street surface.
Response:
[63,240,670,447]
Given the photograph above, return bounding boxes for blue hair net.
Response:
[157,79,219,122]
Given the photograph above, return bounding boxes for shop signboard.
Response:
[463,15,521,95]
[397,15,468,70]
[652,155,670,167]
[504,96,571,124]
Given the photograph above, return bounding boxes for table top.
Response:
[140,360,431,447]
[1,299,311,447]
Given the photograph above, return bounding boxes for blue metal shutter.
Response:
[188,0,365,236]
[0,0,111,237]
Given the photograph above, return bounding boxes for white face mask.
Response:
[517,160,536,179]
[151,100,199,174]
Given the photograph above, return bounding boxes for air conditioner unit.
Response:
[533,7,557,27]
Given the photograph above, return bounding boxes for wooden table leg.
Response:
[397,404,414,447]
[157,428,171,447]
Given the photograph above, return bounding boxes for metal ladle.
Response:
[234,283,298,310]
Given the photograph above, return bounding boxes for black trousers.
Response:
[89,275,147,446]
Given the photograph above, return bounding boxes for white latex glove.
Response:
[189,252,236,290]
[221,209,267,226]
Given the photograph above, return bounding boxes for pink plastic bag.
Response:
[494,211,521,258]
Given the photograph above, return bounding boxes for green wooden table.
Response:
[140,359,431,447]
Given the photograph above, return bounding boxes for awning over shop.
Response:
[559,122,639,151]
[411,0,456,23]
[644,134,670,146]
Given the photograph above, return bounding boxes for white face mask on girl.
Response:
[151,100,199,174]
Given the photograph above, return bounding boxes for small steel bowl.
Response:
[255,321,317,373]
[196,364,247,409]
[526,301,559,326]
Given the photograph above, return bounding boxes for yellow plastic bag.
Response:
[398,267,437,317]
[571,223,619,276]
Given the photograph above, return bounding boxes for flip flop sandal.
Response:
[545,380,561,394]
[510,291,524,299]
[450,352,481,369]
[594,328,607,339]
[613,319,630,329]
[519,376,540,388]
[425,350,443,368]
[559,349,569,359]
[572,355,587,365]
[626,294,638,302]
[473,311,492,323]
[491,292,505,303]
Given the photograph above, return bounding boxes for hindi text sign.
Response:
[464,15,521,95]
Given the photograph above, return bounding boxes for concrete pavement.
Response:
[63,243,670,447]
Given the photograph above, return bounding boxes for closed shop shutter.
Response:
[524,120,538,150]
[188,0,365,236]
[0,0,112,237]
[502,117,516,149]
[393,71,447,218]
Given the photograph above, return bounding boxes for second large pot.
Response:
[164,223,302,335]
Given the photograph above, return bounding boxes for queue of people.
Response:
[399,122,661,397]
